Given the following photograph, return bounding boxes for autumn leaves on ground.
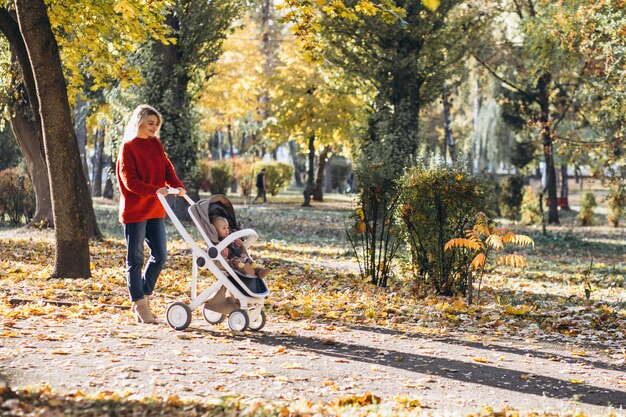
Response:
[1,196,625,416]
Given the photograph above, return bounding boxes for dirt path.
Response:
[2,308,625,415]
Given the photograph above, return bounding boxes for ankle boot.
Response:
[133,298,157,324]
[145,295,159,320]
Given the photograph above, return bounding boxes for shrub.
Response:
[0,167,35,225]
[231,157,254,196]
[398,163,487,296]
[445,212,534,304]
[498,175,525,220]
[347,157,402,288]
[520,186,542,226]
[255,162,293,196]
[607,185,624,227]
[579,192,596,226]
[209,160,234,195]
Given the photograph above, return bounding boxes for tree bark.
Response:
[15,0,96,277]
[560,163,570,210]
[312,146,331,201]
[0,7,52,227]
[537,73,559,224]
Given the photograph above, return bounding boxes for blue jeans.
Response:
[124,218,167,302]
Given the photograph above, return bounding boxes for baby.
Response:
[210,215,270,279]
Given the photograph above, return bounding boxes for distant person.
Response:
[253,168,267,204]
[116,104,186,324]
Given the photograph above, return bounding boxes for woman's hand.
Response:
[176,187,186,197]
[157,187,169,196]
[221,248,229,258]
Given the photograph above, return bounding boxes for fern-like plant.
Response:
[444,212,534,303]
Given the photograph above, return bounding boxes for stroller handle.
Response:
[160,187,195,206]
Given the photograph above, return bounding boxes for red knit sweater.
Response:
[116,137,184,224]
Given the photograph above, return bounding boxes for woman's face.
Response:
[138,114,160,138]
[215,220,230,239]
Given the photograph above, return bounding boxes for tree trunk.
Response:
[0,7,52,227]
[560,163,570,210]
[312,146,331,202]
[288,140,304,187]
[91,126,105,197]
[227,123,234,158]
[442,85,456,163]
[9,106,53,226]
[15,0,97,277]
[537,73,559,224]
[302,135,315,206]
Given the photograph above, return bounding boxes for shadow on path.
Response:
[191,326,626,409]
[347,324,626,373]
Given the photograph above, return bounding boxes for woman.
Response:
[116,105,186,324]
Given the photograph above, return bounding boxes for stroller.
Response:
[157,189,269,332]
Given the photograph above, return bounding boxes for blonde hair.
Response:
[122,104,163,142]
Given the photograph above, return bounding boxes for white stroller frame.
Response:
[158,189,269,332]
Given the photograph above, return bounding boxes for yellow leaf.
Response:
[520,374,530,380]
[471,253,486,270]
[504,304,531,315]
[421,0,440,12]
[472,357,491,363]
[569,379,584,384]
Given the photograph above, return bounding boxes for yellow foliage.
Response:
[495,255,528,268]
[444,238,480,252]
[471,253,486,271]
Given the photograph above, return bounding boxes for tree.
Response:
[13,0,93,277]
[318,0,485,182]
[140,0,242,218]
[0,0,173,228]
[266,39,365,205]
[475,0,626,224]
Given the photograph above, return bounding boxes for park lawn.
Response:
[0,197,625,416]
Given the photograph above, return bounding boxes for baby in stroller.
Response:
[210,215,270,279]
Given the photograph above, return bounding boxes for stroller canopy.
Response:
[189,194,241,244]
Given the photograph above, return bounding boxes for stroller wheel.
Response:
[202,306,225,324]
[248,310,266,332]
[166,302,192,331]
[227,309,249,332]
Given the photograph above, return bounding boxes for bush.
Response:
[255,162,293,196]
[209,160,234,195]
[498,175,525,220]
[0,167,35,225]
[520,186,542,226]
[607,185,625,227]
[231,157,254,197]
[347,155,402,288]
[579,191,596,226]
[398,163,487,296]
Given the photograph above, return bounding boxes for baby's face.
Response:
[215,220,230,239]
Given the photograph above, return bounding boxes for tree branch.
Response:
[472,53,535,100]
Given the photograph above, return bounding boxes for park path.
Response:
[1,308,625,416]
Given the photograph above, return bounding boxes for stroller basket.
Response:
[228,273,268,296]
